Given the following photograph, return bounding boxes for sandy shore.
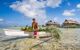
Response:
[0,38,80,50]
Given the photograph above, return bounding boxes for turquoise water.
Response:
[59,28,80,45]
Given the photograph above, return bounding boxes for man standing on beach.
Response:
[32,18,39,39]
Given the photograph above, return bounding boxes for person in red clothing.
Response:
[32,18,39,39]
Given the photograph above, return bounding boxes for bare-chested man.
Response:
[32,18,39,39]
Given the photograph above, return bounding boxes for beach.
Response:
[0,28,80,50]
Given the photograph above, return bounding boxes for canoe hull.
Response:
[3,29,51,37]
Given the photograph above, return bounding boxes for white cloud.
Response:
[77,3,80,8]
[47,0,62,8]
[62,9,75,17]
[10,0,62,24]
[0,18,4,22]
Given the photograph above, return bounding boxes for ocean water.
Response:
[60,28,80,42]
[59,28,80,48]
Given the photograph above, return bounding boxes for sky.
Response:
[0,0,80,27]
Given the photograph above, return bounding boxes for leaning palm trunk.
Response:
[45,27,62,50]
[45,27,61,41]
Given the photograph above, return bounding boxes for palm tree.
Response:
[44,27,62,50]
[45,27,61,41]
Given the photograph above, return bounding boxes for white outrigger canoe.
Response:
[3,29,29,36]
[3,29,51,37]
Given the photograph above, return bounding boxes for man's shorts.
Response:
[34,31,38,35]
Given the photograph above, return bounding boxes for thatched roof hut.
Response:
[46,20,60,27]
[64,19,78,24]
[62,19,80,28]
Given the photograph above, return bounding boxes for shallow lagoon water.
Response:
[60,28,80,42]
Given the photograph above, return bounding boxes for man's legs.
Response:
[34,31,39,39]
